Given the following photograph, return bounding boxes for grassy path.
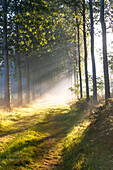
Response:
[0,100,112,169]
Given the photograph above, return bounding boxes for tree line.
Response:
[0,0,112,109]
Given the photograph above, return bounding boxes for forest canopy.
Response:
[0,0,112,108]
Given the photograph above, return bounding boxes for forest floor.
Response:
[0,99,113,170]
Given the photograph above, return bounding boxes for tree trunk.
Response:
[76,58,79,99]
[74,32,78,99]
[77,21,82,99]
[100,0,110,105]
[15,0,23,105]
[74,30,77,87]
[32,62,35,100]
[26,57,30,104]
[89,0,97,103]
[74,64,76,86]
[83,0,89,101]
[3,0,11,109]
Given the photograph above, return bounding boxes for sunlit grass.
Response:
[0,104,71,169]
[0,99,112,169]
[64,120,91,149]
[62,100,113,170]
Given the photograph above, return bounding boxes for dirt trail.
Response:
[1,100,112,169]
[0,100,87,170]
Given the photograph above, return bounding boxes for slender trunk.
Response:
[15,0,23,105]
[76,32,79,99]
[32,64,35,100]
[74,64,76,85]
[111,1,113,32]
[77,21,82,99]
[74,30,77,87]
[77,70,79,99]
[89,0,97,103]
[26,57,30,103]
[74,33,78,99]
[3,0,11,109]
[100,0,110,105]
[83,0,89,101]
[75,51,79,99]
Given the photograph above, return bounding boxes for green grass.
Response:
[0,99,113,169]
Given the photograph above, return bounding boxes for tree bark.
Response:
[74,29,77,85]
[77,20,82,99]
[3,0,11,109]
[89,0,97,103]
[100,0,110,105]
[26,57,30,104]
[15,0,23,105]
[74,32,78,99]
[32,61,35,100]
[83,0,89,101]
[74,64,76,86]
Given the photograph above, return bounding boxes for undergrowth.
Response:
[0,99,113,169]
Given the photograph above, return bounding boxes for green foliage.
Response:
[88,74,104,93]
[0,0,79,81]
[0,0,112,105]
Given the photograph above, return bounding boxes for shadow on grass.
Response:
[56,101,113,170]
[0,113,41,137]
[0,99,93,169]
